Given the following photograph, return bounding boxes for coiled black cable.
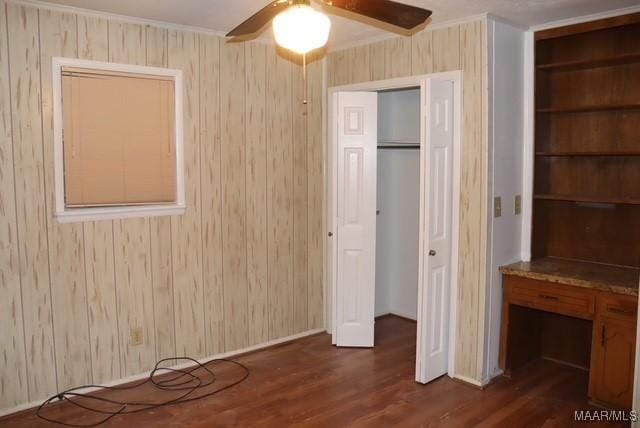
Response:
[36,357,250,427]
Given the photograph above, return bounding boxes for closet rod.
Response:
[377,145,420,150]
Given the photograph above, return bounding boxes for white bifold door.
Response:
[415,79,455,383]
[334,91,378,347]
[333,81,455,381]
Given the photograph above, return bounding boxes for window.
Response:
[53,57,184,223]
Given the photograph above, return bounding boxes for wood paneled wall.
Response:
[0,1,324,411]
[327,20,489,382]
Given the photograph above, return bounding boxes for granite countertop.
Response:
[500,257,640,297]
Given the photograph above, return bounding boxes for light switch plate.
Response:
[494,196,502,218]
[515,195,522,215]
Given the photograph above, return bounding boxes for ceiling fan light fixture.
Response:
[272,4,331,55]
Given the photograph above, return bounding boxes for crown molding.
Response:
[7,0,273,45]
[530,4,640,32]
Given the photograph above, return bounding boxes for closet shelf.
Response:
[536,104,640,113]
[536,53,640,71]
[535,151,640,157]
[534,194,640,205]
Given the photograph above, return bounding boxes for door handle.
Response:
[429,250,436,256]
[328,232,333,237]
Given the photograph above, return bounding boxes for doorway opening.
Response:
[375,87,421,324]
[327,72,463,384]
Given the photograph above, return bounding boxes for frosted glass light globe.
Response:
[273,5,331,55]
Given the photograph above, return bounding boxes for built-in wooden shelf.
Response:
[534,194,640,205]
[532,13,640,269]
[536,53,640,71]
[535,151,640,157]
[536,104,640,114]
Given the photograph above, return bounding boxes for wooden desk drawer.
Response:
[598,294,638,322]
[504,276,596,319]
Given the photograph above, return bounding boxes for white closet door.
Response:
[416,79,454,382]
[335,91,378,347]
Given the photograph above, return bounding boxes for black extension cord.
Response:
[36,357,250,427]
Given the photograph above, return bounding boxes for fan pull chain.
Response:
[303,53,308,105]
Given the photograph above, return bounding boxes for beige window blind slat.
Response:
[62,66,175,81]
[62,69,176,208]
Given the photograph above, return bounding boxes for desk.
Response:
[499,257,639,409]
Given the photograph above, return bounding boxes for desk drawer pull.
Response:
[608,307,635,316]
[538,294,560,301]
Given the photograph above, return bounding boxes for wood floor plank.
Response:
[1,317,623,428]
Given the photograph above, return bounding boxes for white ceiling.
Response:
[37,0,640,48]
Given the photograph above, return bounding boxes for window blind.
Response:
[62,67,176,207]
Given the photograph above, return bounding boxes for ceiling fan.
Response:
[227,0,433,54]
[227,0,432,104]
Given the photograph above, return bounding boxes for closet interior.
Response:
[375,87,422,321]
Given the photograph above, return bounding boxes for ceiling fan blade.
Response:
[319,0,432,30]
[226,0,291,37]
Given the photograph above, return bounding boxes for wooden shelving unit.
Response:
[518,14,640,411]
[533,194,640,205]
[536,104,640,113]
[532,14,640,268]
[536,52,640,71]
[536,151,640,157]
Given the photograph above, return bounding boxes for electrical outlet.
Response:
[494,196,502,218]
[515,194,522,215]
[130,327,144,346]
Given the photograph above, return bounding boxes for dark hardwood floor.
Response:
[1,316,629,427]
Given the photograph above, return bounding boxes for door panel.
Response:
[417,79,455,383]
[590,316,636,409]
[335,91,378,347]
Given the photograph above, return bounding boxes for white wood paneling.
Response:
[0,0,28,408]
[0,2,325,412]
[39,8,92,390]
[267,49,294,339]
[292,55,309,334]
[384,37,412,79]
[245,42,270,345]
[307,56,324,330]
[7,2,57,400]
[200,34,225,355]
[168,30,205,358]
[220,41,249,351]
[411,29,433,75]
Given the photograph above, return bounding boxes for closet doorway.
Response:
[327,72,462,384]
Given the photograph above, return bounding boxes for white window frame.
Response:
[52,57,185,223]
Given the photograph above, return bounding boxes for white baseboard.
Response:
[453,374,486,388]
[0,328,326,419]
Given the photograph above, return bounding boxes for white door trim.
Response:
[326,71,463,379]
